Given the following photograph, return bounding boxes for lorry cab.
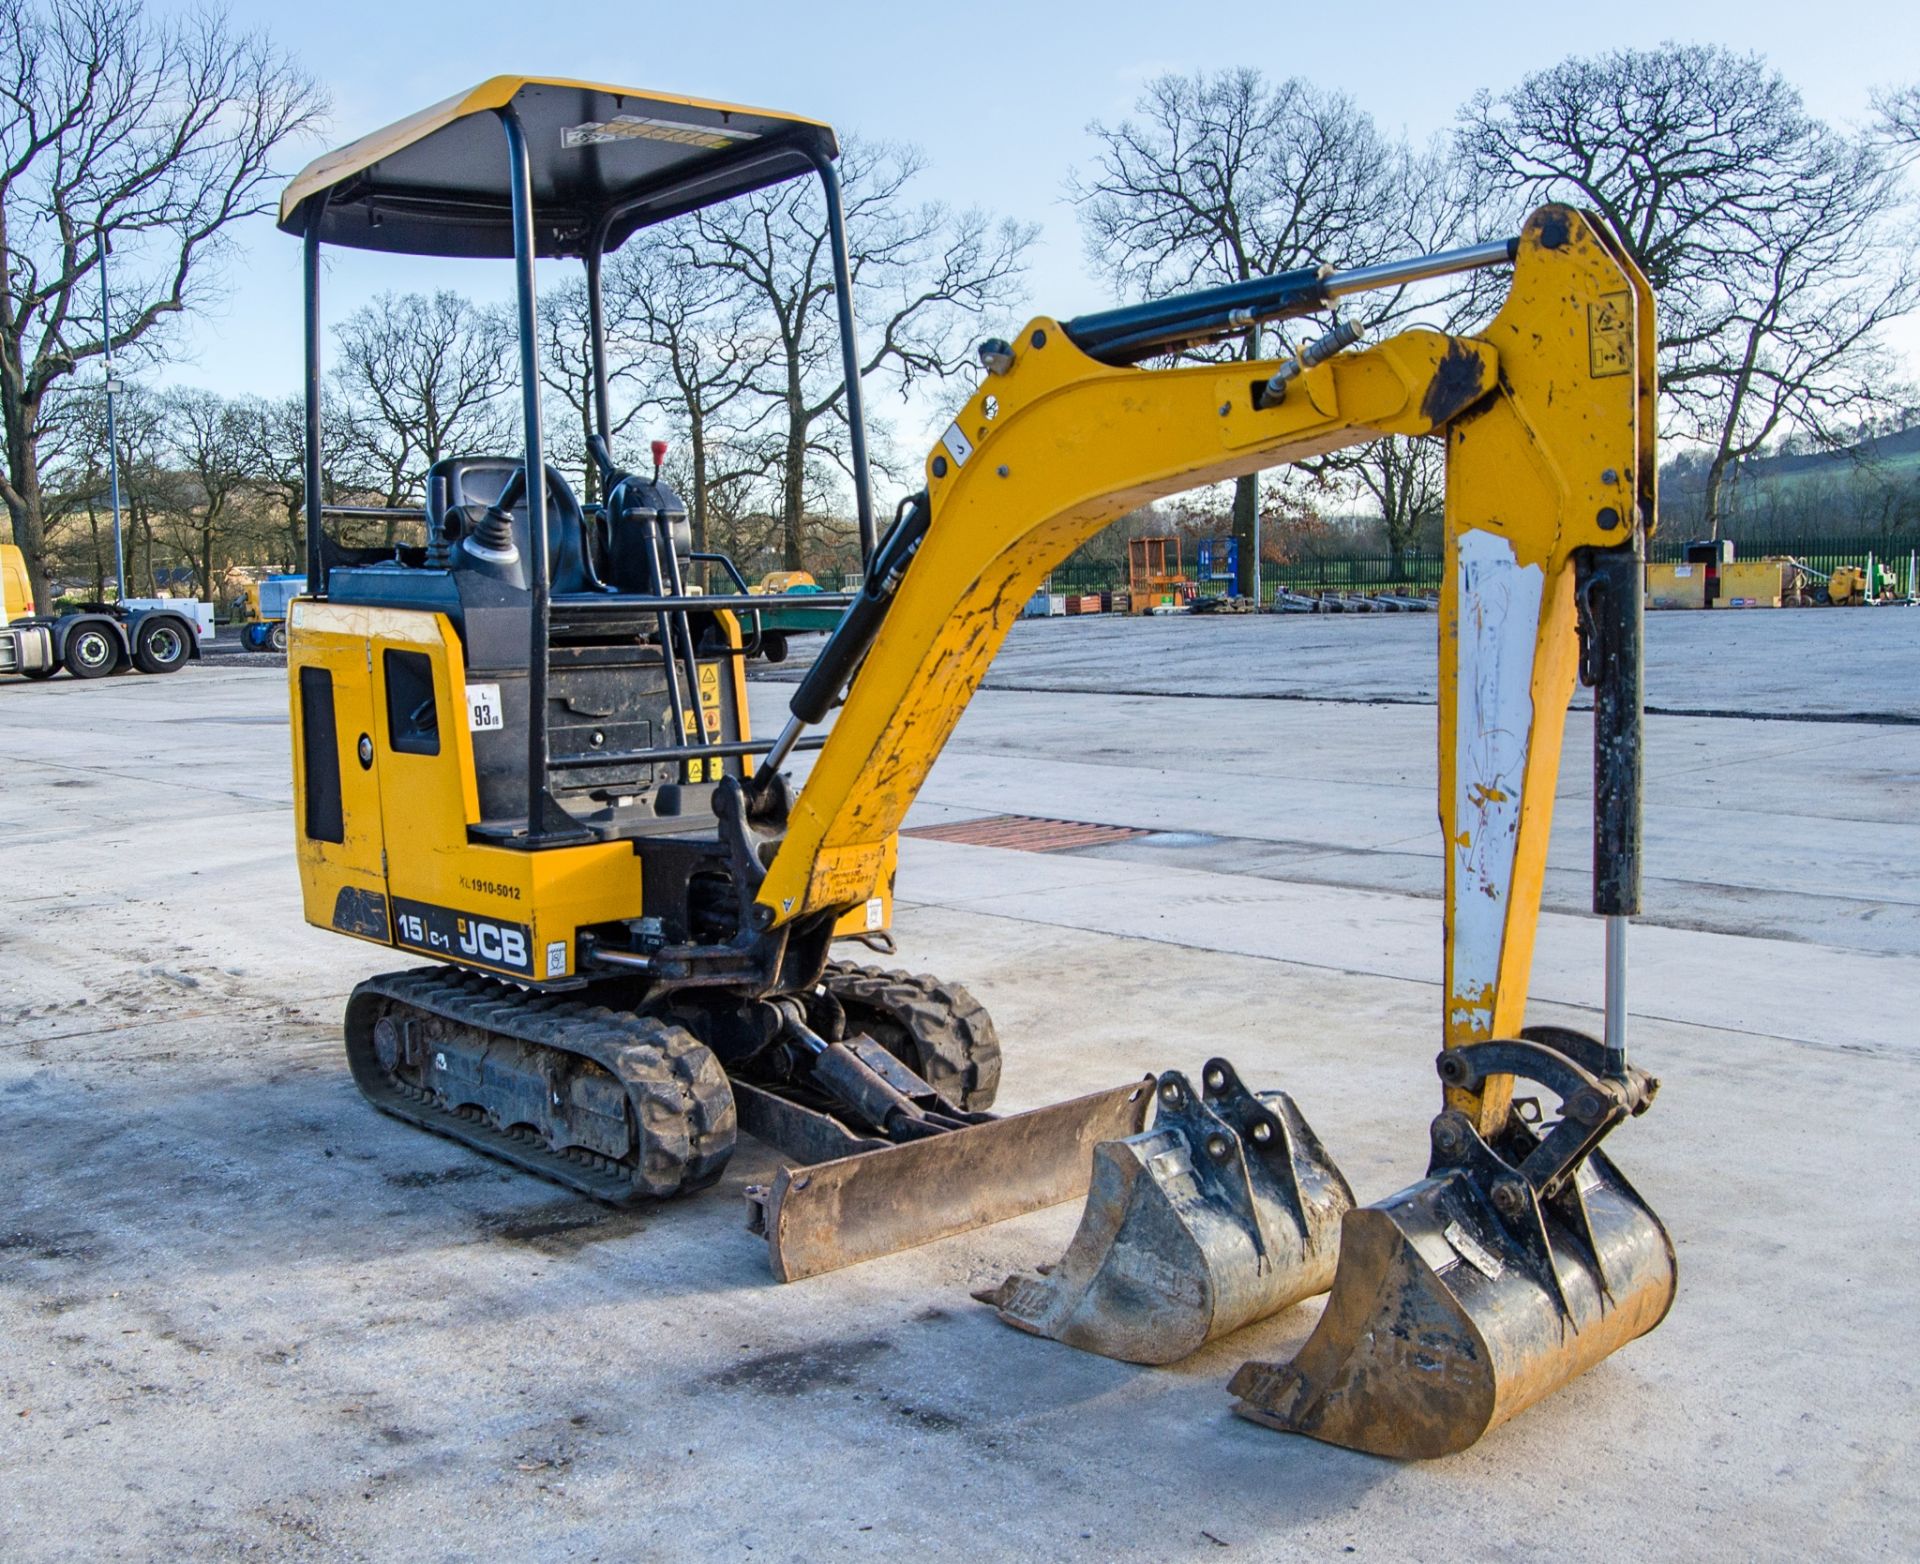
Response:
[2,543,32,623]
[0,543,205,679]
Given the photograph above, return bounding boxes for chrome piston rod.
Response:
[1605,914,1629,1076]
[1321,238,1518,301]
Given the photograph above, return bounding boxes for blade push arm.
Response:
[760,207,1655,1138]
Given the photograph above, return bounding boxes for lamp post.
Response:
[99,233,127,602]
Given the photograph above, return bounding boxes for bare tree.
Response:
[1682,138,1918,530]
[1875,83,1920,160]
[1461,45,1919,536]
[233,392,326,567]
[30,378,110,594]
[606,234,781,555]
[689,140,1034,569]
[536,276,650,506]
[161,386,250,596]
[0,0,324,606]
[330,290,515,539]
[105,378,173,593]
[1074,70,1412,593]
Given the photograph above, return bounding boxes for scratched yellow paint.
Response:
[757,205,1656,1134]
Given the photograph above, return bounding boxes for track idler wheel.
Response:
[977,1059,1354,1364]
[1229,1029,1674,1457]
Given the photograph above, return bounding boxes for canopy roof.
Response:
[278,76,837,259]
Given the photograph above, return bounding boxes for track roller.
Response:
[345,967,736,1202]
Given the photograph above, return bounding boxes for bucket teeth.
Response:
[976,1058,1354,1364]
[1229,1113,1675,1459]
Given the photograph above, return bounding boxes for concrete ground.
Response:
[2,608,1916,1562]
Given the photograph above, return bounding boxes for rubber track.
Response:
[345,966,736,1202]
[823,962,1003,1111]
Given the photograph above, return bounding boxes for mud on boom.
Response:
[282,76,1671,1459]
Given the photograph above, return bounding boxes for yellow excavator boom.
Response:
[761,208,1654,1139]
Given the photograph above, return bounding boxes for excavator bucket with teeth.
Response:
[1228,1034,1676,1458]
[975,1059,1353,1364]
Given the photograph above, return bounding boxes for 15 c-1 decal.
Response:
[391,896,533,977]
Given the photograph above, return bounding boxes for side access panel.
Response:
[289,600,393,948]
[364,607,644,987]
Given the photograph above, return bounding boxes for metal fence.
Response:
[1648,537,1919,595]
[877,536,1919,604]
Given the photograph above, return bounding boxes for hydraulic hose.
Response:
[756,492,932,781]
[1578,543,1644,1078]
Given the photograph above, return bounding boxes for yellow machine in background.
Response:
[282,76,1670,1461]
[2,543,30,622]
[752,570,815,594]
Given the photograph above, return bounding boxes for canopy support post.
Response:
[302,201,327,595]
[500,105,577,847]
[804,148,877,567]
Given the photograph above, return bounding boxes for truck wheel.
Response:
[268,621,288,653]
[63,624,123,679]
[761,630,789,664]
[133,616,191,674]
[20,665,56,680]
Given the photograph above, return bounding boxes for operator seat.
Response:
[427,456,606,595]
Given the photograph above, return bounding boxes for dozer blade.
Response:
[1229,1105,1675,1459]
[975,1060,1354,1364]
[745,1078,1153,1282]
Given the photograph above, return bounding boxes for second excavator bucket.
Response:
[1229,1035,1675,1458]
[975,1060,1354,1364]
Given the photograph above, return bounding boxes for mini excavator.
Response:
[281,77,1673,1459]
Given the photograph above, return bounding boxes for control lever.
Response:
[586,433,622,495]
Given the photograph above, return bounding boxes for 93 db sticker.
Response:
[466,683,504,732]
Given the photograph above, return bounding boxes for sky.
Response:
[146,0,1920,445]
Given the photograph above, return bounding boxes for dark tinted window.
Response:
[383,649,440,756]
[298,667,344,842]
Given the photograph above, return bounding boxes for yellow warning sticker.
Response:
[698,663,721,705]
[808,842,887,907]
[1588,293,1632,377]
[687,758,706,783]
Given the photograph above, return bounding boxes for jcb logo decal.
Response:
[456,915,528,969]
[392,897,534,977]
